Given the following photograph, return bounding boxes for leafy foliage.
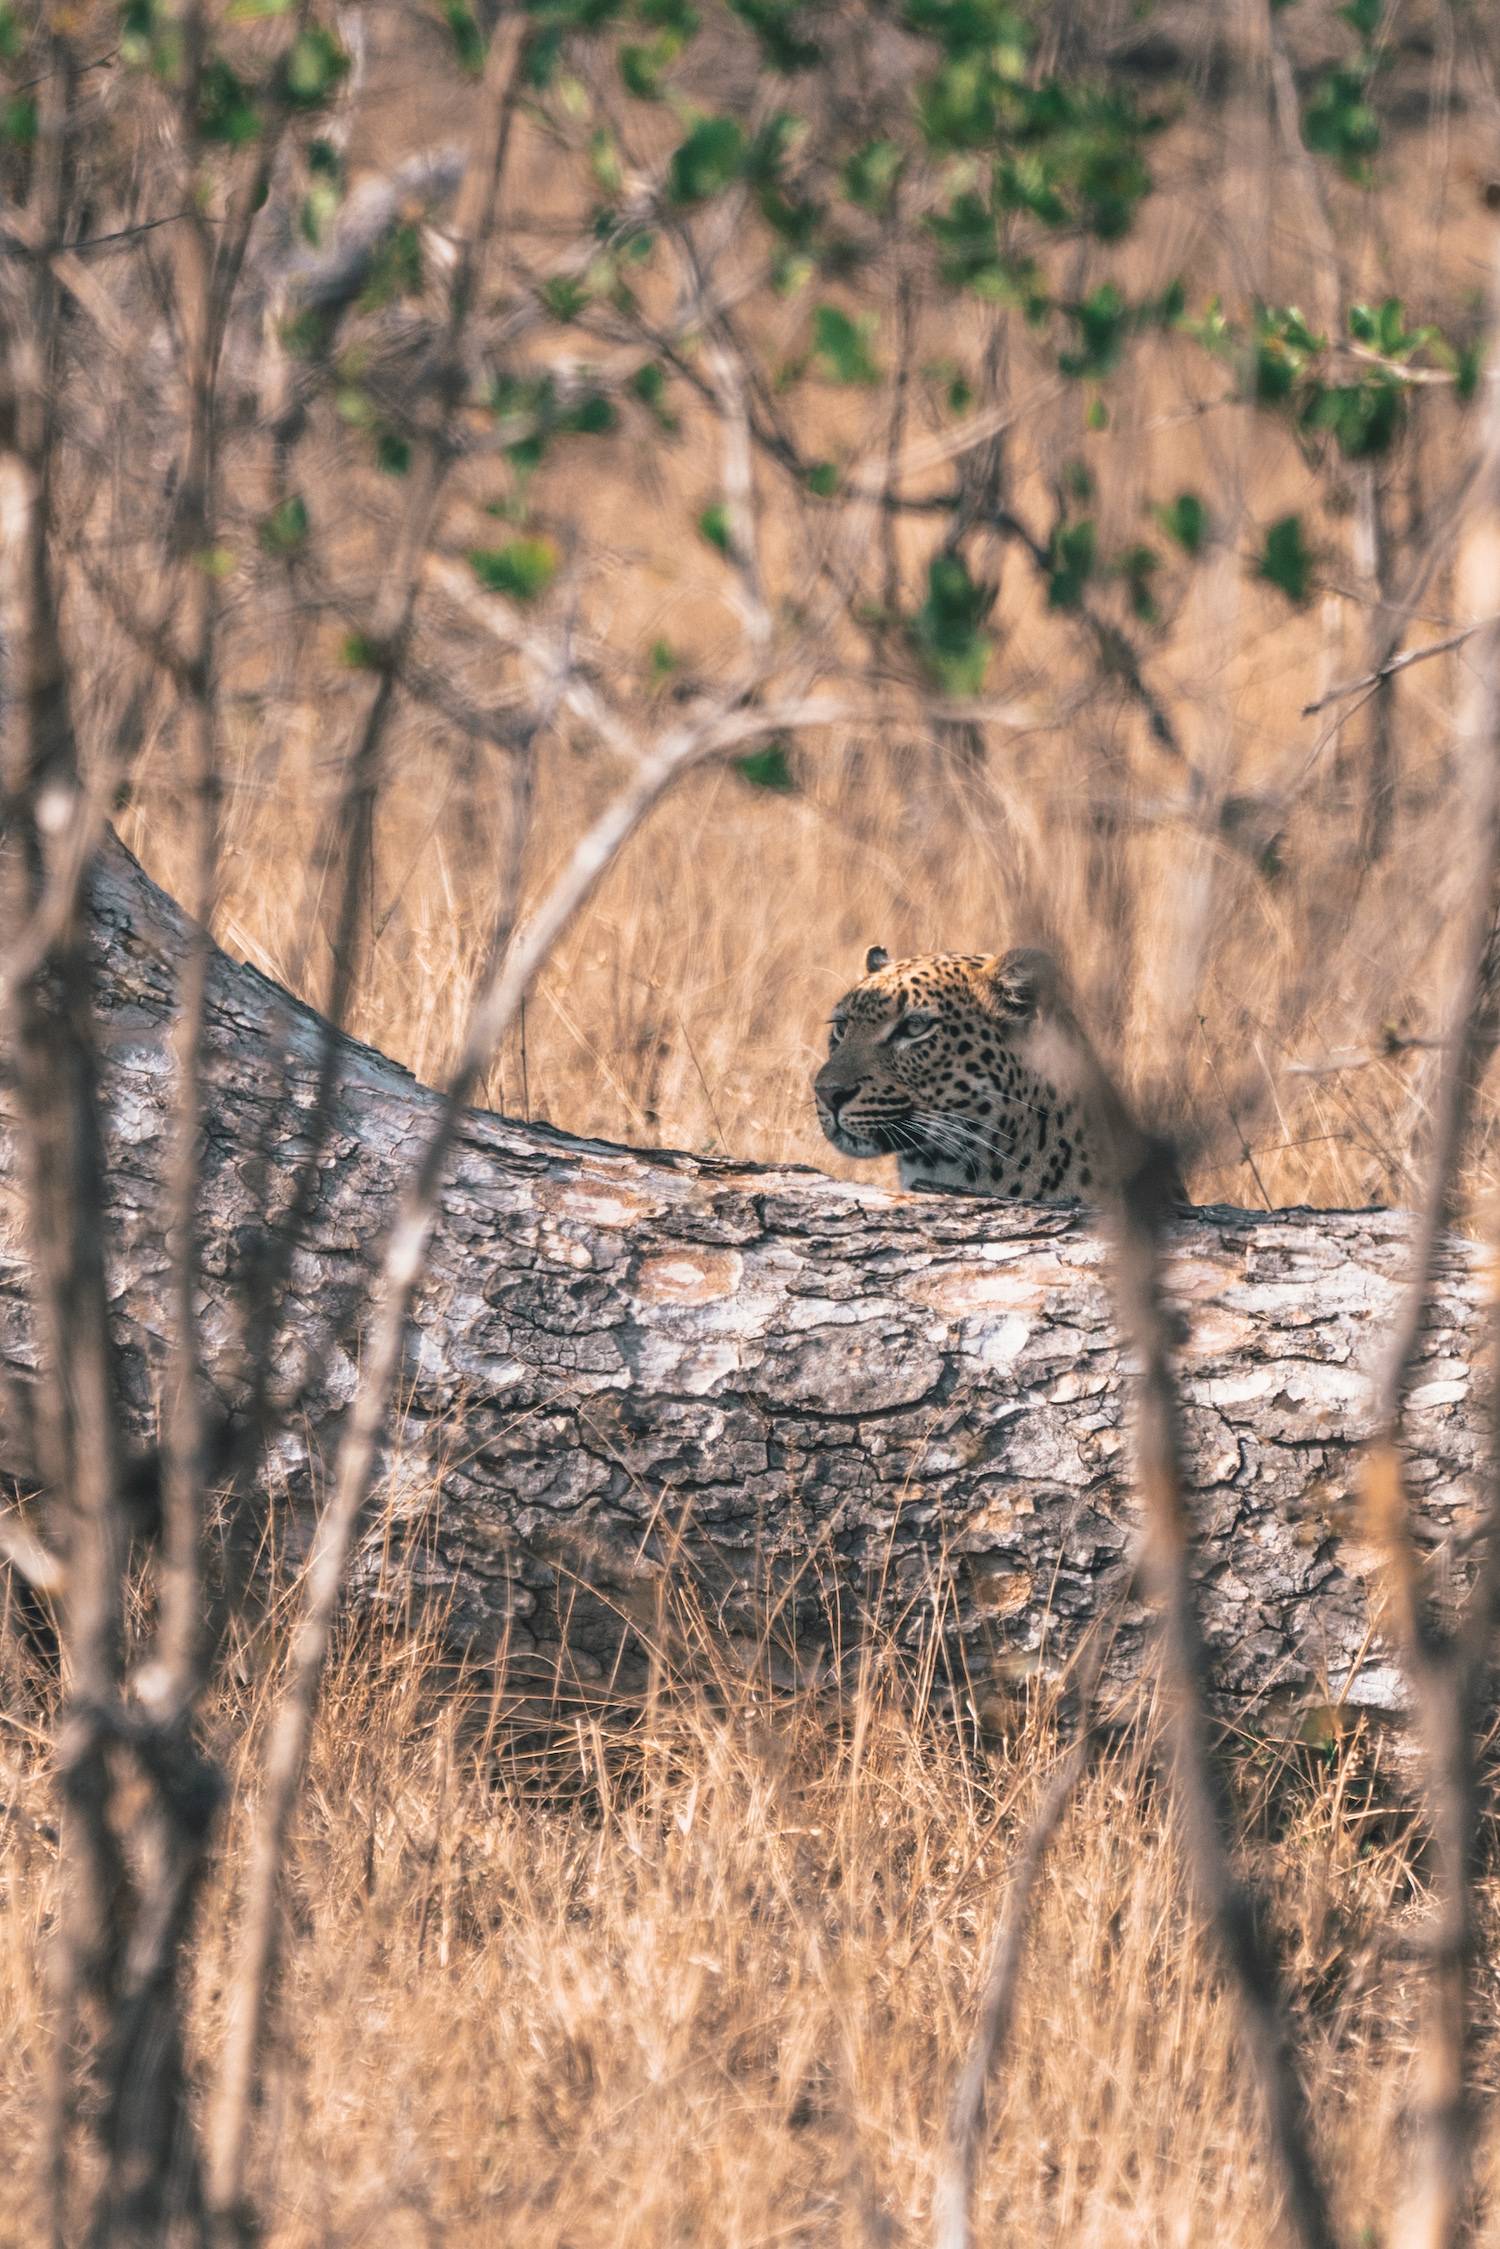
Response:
[668,116,747,203]
[1300,0,1384,182]
[812,304,879,384]
[468,538,560,601]
[99,0,1482,754]
[734,743,797,790]
[1154,492,1209,557]
[1258,515,1314,606]
[258,495,310,557]
[912,555,993,695]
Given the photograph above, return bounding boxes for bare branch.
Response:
[1300,623,1490,718]
[1357,243,1500,2249]
[0,38,130,2232]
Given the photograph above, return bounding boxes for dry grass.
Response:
[8,1557,1497,2248]
[14,10,1500,2240]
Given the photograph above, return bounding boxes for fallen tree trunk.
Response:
[0,836,1488,1723]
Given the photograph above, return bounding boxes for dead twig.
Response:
[1300,624,1490,718]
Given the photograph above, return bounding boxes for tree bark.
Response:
[0,835,1488,1722]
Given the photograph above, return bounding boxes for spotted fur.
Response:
[812,944,1113,1202]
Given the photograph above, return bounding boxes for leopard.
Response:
[812,943,1132,1203]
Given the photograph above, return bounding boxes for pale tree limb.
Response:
[701,324,773,664]
[51,13,237,2233]
[1359,238,1500,2249]
[0,38,132,2242]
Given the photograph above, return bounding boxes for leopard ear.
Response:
[864,945,890,974]
[992,947,1059,1020]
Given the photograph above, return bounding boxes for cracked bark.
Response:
[0,834,1488,1721]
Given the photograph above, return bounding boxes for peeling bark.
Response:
[0,836,1489,1721]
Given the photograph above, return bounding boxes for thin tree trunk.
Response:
[0,831,1492,1720]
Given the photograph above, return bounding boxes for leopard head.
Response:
[813,944,1063,1168]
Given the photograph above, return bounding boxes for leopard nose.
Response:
[819,1084,855,1123]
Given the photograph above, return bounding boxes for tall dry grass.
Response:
[4,1542,1491,2247]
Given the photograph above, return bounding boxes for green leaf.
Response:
[926,195,1033,301]
[0,94,36,146]
[198,59,260,143]
[1348,296,1428,359]
[933,363,973,414]
[1111,542,1159,622]
[468,537,559,601]
[589,129,624,192]
[915,54,1007,151]
[697,503,733,554]
[280,305,334,358]
[728,0,820,71]
[1301,374,1404,459]
[1057,283,1128,380]
[357,222,423,307]
[904,0,1030,66]
[735,0,818,69]
[640,0,699,30]
[1251,303,1323,404]
[559,391,618,435]
[376,431,412,475]
[911,552,992,695]
[1455,341,1484,403]
[735,743,797,791]
[258,494,310,555]
[283,25,350,108]
[805,459,840,498]
[1302,64,1380,179]
[299,175,342,245]
[440,1,486,71]
[812,303,878,384]
[1046,518,1095,608]
[1257,515,1313,604]
[621,37,677,97]
[541,274,588,322]
[1154,491,1208,556]
[630,360,677,428]
[843,139,904,212]
[757,182,820,251]
[667,115,746,203]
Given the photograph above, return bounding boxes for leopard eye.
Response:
[827,1016,847,1049]
[890,1010,939,1044]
